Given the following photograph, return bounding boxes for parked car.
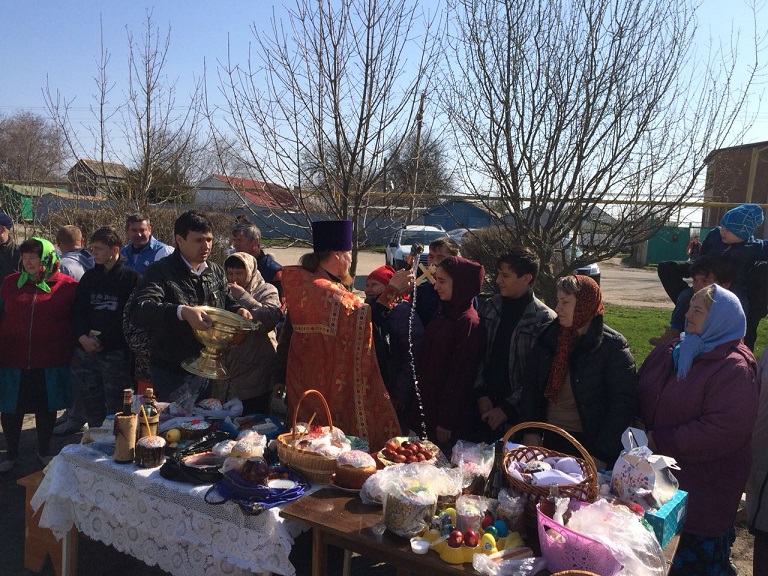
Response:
[558,243,601,285]
[385,225,447,269]
[446,227,478,245]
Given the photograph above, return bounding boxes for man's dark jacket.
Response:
[0,238,20,285]
[130,250,241,372]
[73,258,140,352]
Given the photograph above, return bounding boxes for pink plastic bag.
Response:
[537,504,622,575]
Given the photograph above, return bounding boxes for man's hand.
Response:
[436,425,452,445]
[481,407,508,431]
[236,307,253,320]
[477,396,493,415]
[228,282,246,300]
[387,269,414,295]
[78,335,103,354]
[180,306,214,330]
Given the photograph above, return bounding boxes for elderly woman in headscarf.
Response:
[519,275,637,469]
[638,284,758,575]
[216,252,282,416]
[0,238,77,472]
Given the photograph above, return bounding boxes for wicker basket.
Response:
[276,389,340,483]
[502,422,599,532]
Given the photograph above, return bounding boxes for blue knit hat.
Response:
[720,204,764,240]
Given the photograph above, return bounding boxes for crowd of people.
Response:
[0,206,767,575]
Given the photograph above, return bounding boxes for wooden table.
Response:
[17,471,78,576]
[281,488,479,576]
[281,488,681,576]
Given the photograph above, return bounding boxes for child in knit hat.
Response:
[652,204,768,349]
[720,203,765,243]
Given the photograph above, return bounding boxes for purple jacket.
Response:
[412,257,486,443]
[638,338,758,536]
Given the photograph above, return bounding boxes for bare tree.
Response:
[123,11,206,207]
[0,111,65,182]
[46,12,209,208]
[444,0,764,301]
[219,0,441,272]
[388,127,454,218]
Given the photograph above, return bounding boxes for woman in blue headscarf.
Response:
[0,238,77,472]
[638,284,759,575]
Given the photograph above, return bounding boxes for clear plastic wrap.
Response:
[495,489,526,536]
[567,499,666,575]
[360,462,462,507]
[472,548,545,576]
[451,440,494,490]
[456,494,490,532]
[383,487,437,538]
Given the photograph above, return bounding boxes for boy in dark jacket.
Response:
[72,226,141,426]
[474,247,556,442]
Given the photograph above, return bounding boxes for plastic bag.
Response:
[360,462,462,507]
[451,440,494,491]
[194,398,243,420]
[383,487,437,537]
[472,549,546,576]
[456,494,490,532]
[166,379,208,416]
[567,499,666,575]
[496,489,526,536]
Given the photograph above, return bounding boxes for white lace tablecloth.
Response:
[31,444,312,576]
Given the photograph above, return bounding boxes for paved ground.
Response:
[267,247,674,309]
[4,252,752,576]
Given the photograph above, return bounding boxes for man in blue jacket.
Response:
[120,213,170,275]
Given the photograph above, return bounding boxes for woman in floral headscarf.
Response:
[518,275,637,468]
[0,237,77,472]
[639,284,757,575]
[215,252,282,416]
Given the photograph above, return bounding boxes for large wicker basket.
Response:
[276,389,339,483]
[502,422,599,530]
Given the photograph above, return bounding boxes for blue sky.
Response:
[0,0,765,162]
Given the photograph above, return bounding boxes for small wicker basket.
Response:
[276,389,340,483]
[502,422,599,533]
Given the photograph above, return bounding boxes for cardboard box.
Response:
[644,489,687,548]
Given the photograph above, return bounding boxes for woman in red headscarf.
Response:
[518,275,637,468]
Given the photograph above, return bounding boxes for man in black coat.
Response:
[131,211,251,400]
[0,212,20,285]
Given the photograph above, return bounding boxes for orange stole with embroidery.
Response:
[282,266,401,450]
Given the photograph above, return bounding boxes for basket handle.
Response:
[290,389,334,440]
[501,421,598,480]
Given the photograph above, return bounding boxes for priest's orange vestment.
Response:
[282,266,401,450]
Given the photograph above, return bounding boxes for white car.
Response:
[385,225,448,269]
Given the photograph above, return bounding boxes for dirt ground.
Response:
[0,253,755,575]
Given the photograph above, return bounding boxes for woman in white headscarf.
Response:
[217,252,282,415]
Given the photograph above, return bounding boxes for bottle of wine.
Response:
[483,440,505,499]
[539,482,559,518]
[137,387,160,439]
[122,388,134,415]
[114,388,137,463]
